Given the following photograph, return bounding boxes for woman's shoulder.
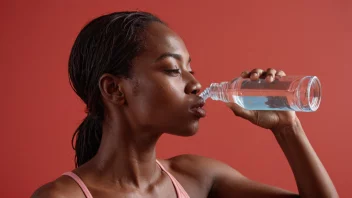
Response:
[163,154,239,174]
[160,154,241,185]
[31,174,85,198]
[158,154,244,197]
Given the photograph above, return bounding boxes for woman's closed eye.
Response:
[164,69,195,76]
[164,69,181,76]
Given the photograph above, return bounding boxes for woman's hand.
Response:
[226,68,299,131]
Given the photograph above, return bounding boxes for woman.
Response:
[32,11,338,198]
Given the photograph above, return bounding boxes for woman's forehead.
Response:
[144,22,189,57]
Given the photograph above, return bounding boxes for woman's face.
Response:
[121,22,205,136]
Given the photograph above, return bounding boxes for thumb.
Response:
[226,102,255,121]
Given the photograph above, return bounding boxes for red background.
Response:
[1,0,351,197]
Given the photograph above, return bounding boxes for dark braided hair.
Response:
[68,11,165,167]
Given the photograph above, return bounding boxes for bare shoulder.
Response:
[166,154,243,178]
[159,154,244,189]
[31,175,85,198]
[165,155,297,198]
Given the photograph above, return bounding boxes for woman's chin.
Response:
[170,122,199,137]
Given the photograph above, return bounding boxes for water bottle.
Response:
[199,76,321,112]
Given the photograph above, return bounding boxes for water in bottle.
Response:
[199,76,321,112]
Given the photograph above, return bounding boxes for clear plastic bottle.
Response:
[199,76,321,112]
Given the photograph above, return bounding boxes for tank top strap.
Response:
[156,160,190,198]
[62,161,190,198]
[62,172,93,198]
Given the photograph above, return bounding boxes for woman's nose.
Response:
[185,78,202,95]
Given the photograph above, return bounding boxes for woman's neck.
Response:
[88,114,163,190]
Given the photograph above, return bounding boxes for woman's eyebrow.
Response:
[155,52,191,63]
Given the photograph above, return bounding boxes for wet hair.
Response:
[68,11,165,167]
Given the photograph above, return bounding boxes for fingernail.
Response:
[267,75,274,82]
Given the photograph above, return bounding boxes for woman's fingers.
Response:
[226,102,254,121]
[250,68,264,80]
[275,70,286,79]
[240,70,250,78]
[240,68,286,82]
[265,68,277,82]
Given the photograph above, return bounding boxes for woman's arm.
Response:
[271,119,338,197]
[207,119,338,198]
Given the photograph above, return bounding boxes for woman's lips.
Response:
[190,106,206,118]
[189,97,206,118]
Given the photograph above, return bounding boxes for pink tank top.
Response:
[62,160,190,198]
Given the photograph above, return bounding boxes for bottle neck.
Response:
[208,82,229,102]
[200,78,240,102]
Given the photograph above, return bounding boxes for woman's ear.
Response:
[98,74,125,105]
